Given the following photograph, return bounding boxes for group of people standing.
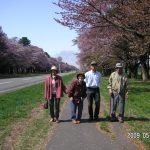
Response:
[44,61,128,124]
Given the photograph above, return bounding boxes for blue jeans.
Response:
[70,100,83,120]
[110,91,125,118]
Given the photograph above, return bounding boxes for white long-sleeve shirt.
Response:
[84,70,101,88]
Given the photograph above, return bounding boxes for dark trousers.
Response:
[49,94,60,119]
[87,88,100,119]
[70,100,83,120]
[110,91,125,118]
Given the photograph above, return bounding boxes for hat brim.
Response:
[115,66,123,68]
[91,63,97,66]
[50,69,58,73]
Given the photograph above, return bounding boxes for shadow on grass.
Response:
[124,116,150,122]
[105,116,150,122]
[99,116,150,123]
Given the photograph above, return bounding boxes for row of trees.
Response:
[54,0,150,80]
[0,27,77,74]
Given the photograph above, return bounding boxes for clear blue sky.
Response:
[0,0,78,57]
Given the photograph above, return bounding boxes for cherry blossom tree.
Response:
[0,27,77,74]
[54,0,150,80]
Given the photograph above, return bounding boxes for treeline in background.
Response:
[0,27,77,76]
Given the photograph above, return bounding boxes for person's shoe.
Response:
[50,118,55,122]
[72,119,77,124]
[88,117,93,122]
[76,120,81,124]
[94,117,99,121]
[110,114,117,122]
[118,117,124,123]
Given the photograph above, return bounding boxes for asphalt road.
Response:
[0,75,47,94]
[0,72,74,94]
[46,100,138,150]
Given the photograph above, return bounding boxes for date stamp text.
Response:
[128,132,150,139]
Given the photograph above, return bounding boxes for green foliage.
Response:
[19,37,31,46]
[0,83,43,148]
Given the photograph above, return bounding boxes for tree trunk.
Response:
[125,64,128,74]
[128,64,138,79]
[147,54,150,79]
[141,62,148,81]
[140,55,149,81]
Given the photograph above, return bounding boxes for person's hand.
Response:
[70,97,73,101]
[109,89,113,96]
[65,89,68,94]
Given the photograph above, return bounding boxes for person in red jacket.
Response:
[44,66,67,123]
[68,72,87,124]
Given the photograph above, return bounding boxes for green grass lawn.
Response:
[101,77,150,149]
[0,73,75,149]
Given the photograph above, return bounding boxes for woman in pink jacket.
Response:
[44,66,67,123]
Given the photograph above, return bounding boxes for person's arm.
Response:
[107,74,113,96]
[44,78,48,100]
[59,76,67,94]
[67,81,75,98]
[125,77,129,99]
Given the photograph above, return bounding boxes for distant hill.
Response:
[54,50,79,68]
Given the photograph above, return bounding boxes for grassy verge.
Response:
[0,73,75,149]
[101,77,150,149]
[98,76,114,138]
[100,110,109,130]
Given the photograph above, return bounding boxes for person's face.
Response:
[116,68,123,74]
[90,65,97,72]
[78,75,84,83]
[51,70,57,76]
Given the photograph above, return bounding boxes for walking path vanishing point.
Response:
[46,99,138,150]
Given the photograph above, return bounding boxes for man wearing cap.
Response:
[68,72,87,124]
[84,61,101,121]
[44,66,67,123]
[107,63,128,123]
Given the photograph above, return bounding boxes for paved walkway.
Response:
[46,99,138,150]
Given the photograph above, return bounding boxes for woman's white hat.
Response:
[51,66,57,71]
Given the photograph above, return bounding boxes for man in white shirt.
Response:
[84,61,101,121]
